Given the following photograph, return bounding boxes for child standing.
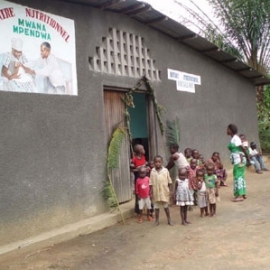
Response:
[184,148,193,164]
[166,144,189,172]
[215,163,227,186]
[187,159,199,206]
[192,149,202,166]
[175,168,194,225]
[130,144,147,214]
[150,155,173,226]
[136,166,152,223]
[199,154,206,169]
[204,163,219,217]
[196,170,209,217]
[147,160,155,176]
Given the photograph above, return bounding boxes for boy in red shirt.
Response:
[136,166,152,223]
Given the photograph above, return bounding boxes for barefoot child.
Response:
[147,160,155,217]
[150,155,173,226]
[175,168,194,225]
[192,149,202,166]
[136,166,152,223]
[215,163,227,186]
[196,170,209,217]
[187,159,199,206]
[205,163,219,217]
[199,154,206,170]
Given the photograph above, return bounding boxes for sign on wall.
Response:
[168,69,201,93]
[0,1,77,95]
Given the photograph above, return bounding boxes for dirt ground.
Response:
[1,163,270,270]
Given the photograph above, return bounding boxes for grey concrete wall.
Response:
[1,0,259,245]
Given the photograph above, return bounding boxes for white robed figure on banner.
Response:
[1,37,36,92]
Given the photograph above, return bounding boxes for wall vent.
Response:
[89,28,161,81]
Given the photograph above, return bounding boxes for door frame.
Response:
[103,85,157,161]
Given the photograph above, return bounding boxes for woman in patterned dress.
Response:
[227,124,250,202]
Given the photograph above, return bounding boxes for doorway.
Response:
[104,89,155,203]
[128,92,150,160]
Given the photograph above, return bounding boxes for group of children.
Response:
[131,143,227,226]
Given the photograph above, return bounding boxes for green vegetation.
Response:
[258,82,270,152]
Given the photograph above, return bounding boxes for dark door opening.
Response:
[128,93,150,160]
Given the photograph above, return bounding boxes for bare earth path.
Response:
[1,164,270,270]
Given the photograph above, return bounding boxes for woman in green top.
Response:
[227,124,250,202]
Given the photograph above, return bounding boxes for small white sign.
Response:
[168,68,201,93]
[176,80,195,93]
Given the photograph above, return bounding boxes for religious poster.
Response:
[168,68,201,93]
[0,1,77,95]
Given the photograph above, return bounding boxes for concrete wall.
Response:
[0,0,259,245]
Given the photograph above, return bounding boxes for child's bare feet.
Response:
[185,221,191,224]
[181,222,186,226]
[154,221,159,226]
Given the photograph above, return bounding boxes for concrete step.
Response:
[0,200,135,258]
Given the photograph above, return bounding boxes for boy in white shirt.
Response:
[249,142,269,174]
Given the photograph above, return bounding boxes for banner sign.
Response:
[0,1,77,95]
[168,68,201,93]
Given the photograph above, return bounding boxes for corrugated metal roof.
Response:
[60,0,270,86]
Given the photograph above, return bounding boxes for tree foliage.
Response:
[258,79,270,151]
[175,0,270,74]
[166,117,180,148]
[175,0,270,150]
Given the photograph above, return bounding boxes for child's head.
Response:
[138,166,147,178]
[211,152,219,162]
[196,169,204,180]
[199,154,204,162]
[154,155,163,169]
[206,163,215,176]
[192,149,199,159]
[178,168,187,180]
[149,160,154,168]
[239,133,246,142]
[250,142,257,150]
[184,148,192,158]
[134,144,145,155]
[169,143,179,154]
[190,158,197,169]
